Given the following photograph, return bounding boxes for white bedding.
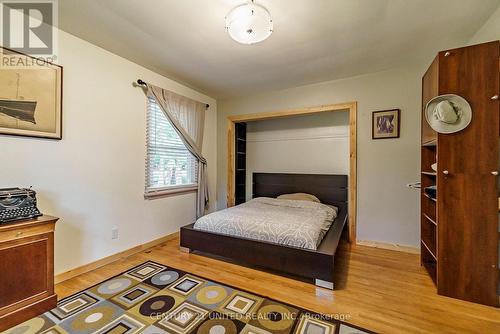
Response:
[193,197,337,250]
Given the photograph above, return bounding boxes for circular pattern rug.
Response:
[150,271,180,286]
[139,295,176,316]
[197,318,238,334]
[96,278,133,295]
[2,261,373,334]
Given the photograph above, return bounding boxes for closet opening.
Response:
[226,102,357,242]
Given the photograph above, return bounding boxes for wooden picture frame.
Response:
[0,47,63,139]
[372,109,400,139]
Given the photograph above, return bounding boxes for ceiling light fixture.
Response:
[225,0,273,45]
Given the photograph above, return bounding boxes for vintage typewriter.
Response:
[0,187,42,223]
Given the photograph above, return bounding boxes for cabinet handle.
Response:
[444,51,451,57]
[491,95,499,100]
[443,170,449,175]
[16,232,23,237]
[492,171,499,176]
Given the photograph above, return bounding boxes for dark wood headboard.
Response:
[252,173,348,212]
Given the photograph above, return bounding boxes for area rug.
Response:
[2,261,374,334]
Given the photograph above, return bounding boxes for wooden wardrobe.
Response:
[421,41,499,307]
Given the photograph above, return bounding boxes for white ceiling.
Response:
[59,0,499,98]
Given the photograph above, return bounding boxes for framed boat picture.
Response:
[372,109,400,139]
[0,47,62,139]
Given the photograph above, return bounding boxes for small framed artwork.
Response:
[372,109,400,139]
[0,47,63,139]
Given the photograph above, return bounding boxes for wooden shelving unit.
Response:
[420,97,437,281]
[420,137,437,283]
[234,122,247,205]
[420,41,499,307]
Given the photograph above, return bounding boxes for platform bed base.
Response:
[180,209,347,287]
[180,173,349,288]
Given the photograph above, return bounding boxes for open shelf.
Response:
[421,194,436,222]
[422,139,437,147]
[423,260,437,285]
[423,213,437,226]
[234,122,247,205]
[421,122,438,288]
[421,241,437,285]
[422,213,437,258]
[421,240,437,261]
[424,193,437,202]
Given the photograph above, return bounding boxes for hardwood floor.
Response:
[56,237,500,333]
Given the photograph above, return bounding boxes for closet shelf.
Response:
[423,213,437,226]
[423,261,437,285]
[421,240,437,261]
[234,122,247,206]
[423,193,437,203]
[422,139,437,147]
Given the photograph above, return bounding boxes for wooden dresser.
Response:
[420,41,499,307]
[0,216,58,331]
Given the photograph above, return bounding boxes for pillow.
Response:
[325,204,339,215]
[277,193,320,203]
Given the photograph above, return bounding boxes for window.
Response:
[145,97,198,197]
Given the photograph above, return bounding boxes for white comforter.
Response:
[193,197,337,250]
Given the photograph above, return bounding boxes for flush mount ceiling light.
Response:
[225,0,273,45]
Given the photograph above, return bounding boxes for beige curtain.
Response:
[145,83,209,218]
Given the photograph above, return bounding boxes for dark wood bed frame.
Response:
[180,173,348,289]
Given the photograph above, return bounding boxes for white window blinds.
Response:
[145,97,198,195]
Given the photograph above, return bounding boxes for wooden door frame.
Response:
[226,102,358,243]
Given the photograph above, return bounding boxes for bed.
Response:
[180,173,348,289]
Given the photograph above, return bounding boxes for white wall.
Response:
[0,30,217,274]
[245,112,349,200]
[218,66,422,248]
[468,6,500,44]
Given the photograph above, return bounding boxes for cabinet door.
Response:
[0,233,54,314]
[437,41,499,306]
[438,42,499,173]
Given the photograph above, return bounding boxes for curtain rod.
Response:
[136,79,210,109]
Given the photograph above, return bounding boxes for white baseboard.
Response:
[356,240,420,254]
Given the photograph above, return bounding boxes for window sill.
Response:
[144,185,198,200]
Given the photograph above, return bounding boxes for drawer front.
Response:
[0,223,54,243]
[0,233,54,313]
